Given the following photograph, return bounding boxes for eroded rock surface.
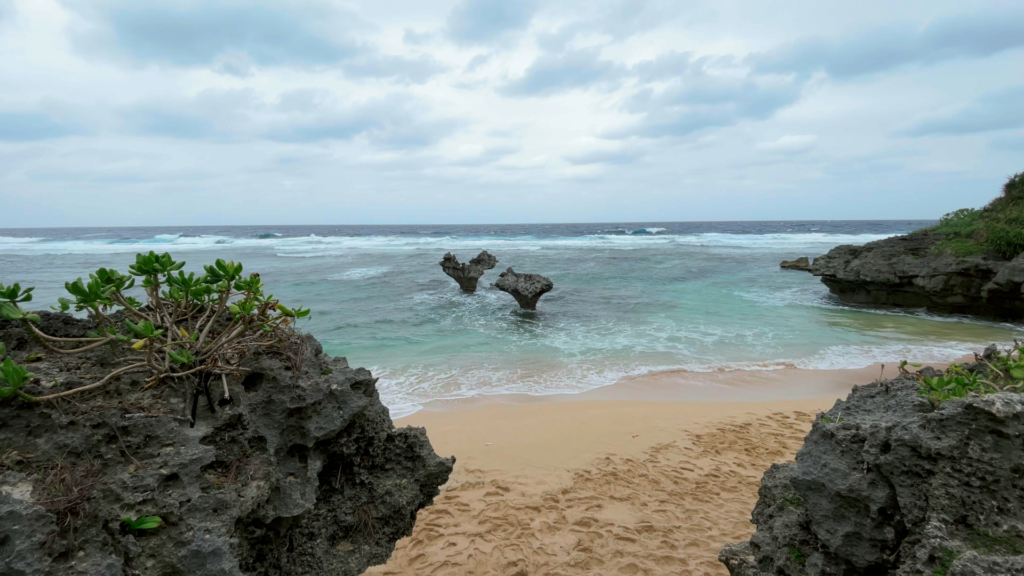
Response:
[811,231,1024,319]
[439,251,498,292]
[0,312,454,576]
[780,257,812,272]
[494,268,554,310]
[720,374,1024,576]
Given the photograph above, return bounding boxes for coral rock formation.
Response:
[779,257,812,272]
[494,268,554,310]
[439,251,498,292]
[812,231,1024,319]
[720,374,1024,576]
[0,312,454,576]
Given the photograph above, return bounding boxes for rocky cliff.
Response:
[811,231,1024,319]
[0,312,454,576]
[720,370,1024,575]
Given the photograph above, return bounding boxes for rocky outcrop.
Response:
[719,372,1024,576]
[780,257,812,272]
[439,251,498,292]
[0,312,454,576]
[811,231,1024,319]
[494,268,554,310]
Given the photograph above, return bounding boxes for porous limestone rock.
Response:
[811,231,1023,319]
[494,268,553,310]
[0,312,454,576]
[720,373,1024,576]
[780,257,812,272]
[439,251,498,292]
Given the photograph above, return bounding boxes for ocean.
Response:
[2,221,1020,417]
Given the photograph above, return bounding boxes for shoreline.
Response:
[405,353,976,414]
[366,355,974,575]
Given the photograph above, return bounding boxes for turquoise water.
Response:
[2,222,1020,416]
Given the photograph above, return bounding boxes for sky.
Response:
[1,0,1023,227]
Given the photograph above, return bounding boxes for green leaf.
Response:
[1011,369,1024,381]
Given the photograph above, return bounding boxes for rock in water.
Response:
[0,312,454,576]
[719,372,1024,576]
[439,250,498,292]
[811,231,1024,319]
[494,268,553,310]
[779,257,812,272]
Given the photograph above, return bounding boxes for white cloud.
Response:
[756,134,818,153]
[0,0,1022,226]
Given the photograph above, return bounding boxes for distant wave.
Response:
[0,231,896,256]
[602,227,668,235]
[327,267,391,280]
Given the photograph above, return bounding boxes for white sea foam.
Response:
[373,341,999,417]
[0,236,43,244]
[0,231,895,256]
[327,268,391,280]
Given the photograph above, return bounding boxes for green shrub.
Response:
[913,341,1024,407]
[934,238,987,257]
[1,252,311,408]
[933,208,981,237]
[925,171,1024,259]
[985,222,1024,259]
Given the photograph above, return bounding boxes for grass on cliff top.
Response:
[921,171,1024,260]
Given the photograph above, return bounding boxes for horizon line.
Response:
[0,218,939,231]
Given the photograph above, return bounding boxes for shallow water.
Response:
[2,221,1020,417]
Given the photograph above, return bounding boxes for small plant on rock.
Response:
[913,341,1024,407]
[0,343,37,402]
[1,252,311,418]
[120,515,163,534]
[917,371,986,407]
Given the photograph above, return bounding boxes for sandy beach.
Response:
[363,360,962,575]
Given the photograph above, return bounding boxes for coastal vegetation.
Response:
[0,251,309,410]
[925,171,1024,258]
[912,342,1024,407]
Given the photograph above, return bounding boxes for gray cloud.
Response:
[609,55,803,139]
[901,85,1024,136]
[123,88,260,140]
[565,148,639,165]
[118,88,458,148]
[446,144,519,167]
[446,0,536,45]
[402,28,438,46]
[62,0,365,67]
[265,93,459,148]
[501,48,621,96]
[341,54,447,84]
[751,10,1024,78]
[0,112,86,141]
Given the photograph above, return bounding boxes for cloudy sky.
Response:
[1,0,1023,227]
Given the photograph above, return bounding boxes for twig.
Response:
[104,417,144,471]
[34,363,149,401]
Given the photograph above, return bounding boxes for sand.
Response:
[363,359,968,576]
